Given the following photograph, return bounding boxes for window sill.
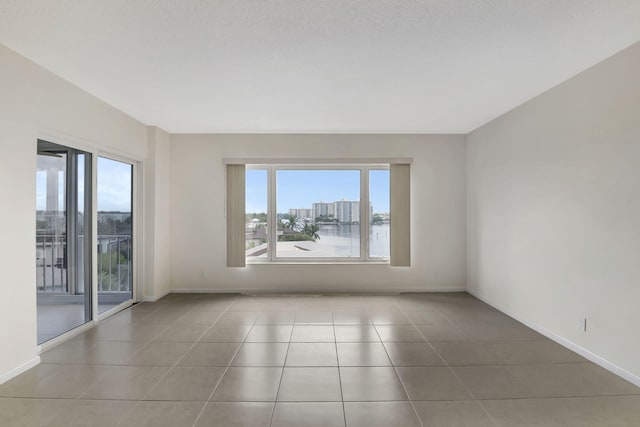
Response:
[246,260,390,266]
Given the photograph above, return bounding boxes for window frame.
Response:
[95,155,135,314]
[246,164,390,264]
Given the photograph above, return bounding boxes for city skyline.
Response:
[246,169,390,214]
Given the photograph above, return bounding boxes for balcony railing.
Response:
[36,234,68,293]
[36,234,132,295]
[97,235,132,293]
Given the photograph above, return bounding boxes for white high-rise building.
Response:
[312,202,335,220]
[334,200,360,223]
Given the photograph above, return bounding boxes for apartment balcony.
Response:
[36,234,133,343]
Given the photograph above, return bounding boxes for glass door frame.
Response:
[94,151,141,321]
[37,131,143,350]
[36,140,93,342]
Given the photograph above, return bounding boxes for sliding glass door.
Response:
[36,141,92,344]
[36,142,136,343]
[97,157,134,313]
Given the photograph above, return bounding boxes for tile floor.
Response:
[37,302,121,344]
[1,292,639,426]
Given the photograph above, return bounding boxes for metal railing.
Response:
[36,234,68,293]
[36,234,132,294]
[97,235,132,293]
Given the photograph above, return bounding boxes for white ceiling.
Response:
[1,1,639,133]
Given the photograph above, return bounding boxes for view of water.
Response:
[311,223,390,258]
[369,223,390,258]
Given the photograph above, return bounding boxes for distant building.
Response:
[334,200,360,223]
[312,202,335,220]
[97,212,131,223]
[288,208,312,220]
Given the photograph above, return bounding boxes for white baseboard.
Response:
[143,289,171,302]
[38,320,96,353]
[467,289,640,388]
[171,287,467,295]
[0,356,40,385]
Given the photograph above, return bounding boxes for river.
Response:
[315,223,389,258]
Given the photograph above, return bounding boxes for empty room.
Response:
[0,1,639,426]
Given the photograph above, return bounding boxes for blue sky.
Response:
[36,156,132,212]
[96,157,132,212]
[246,169,390,214]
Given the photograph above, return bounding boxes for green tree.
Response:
[302,223,321,241]
[98,251,128,291]
[282,214,300,231]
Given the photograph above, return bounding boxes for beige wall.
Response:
[0,44,148,381]
[467,42,640,381]
[169,134,467,293]
[144,127,172,301]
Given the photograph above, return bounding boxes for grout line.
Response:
[267,318,294,427]
[54,297,230,421]
[393,300,500,427]
[45,360,594,369]
[190,298,258,427]
[372,314,425,427]
[8,395,640,403]
[9,393,634,403]
[17,295,640,426]
[125,299,238,427]
[331,312,348,427]
[138,307,227,394]
[75,313,189,401]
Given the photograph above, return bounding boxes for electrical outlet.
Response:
[579,318,587,332]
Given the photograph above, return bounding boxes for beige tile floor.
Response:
[1,292,640,426]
